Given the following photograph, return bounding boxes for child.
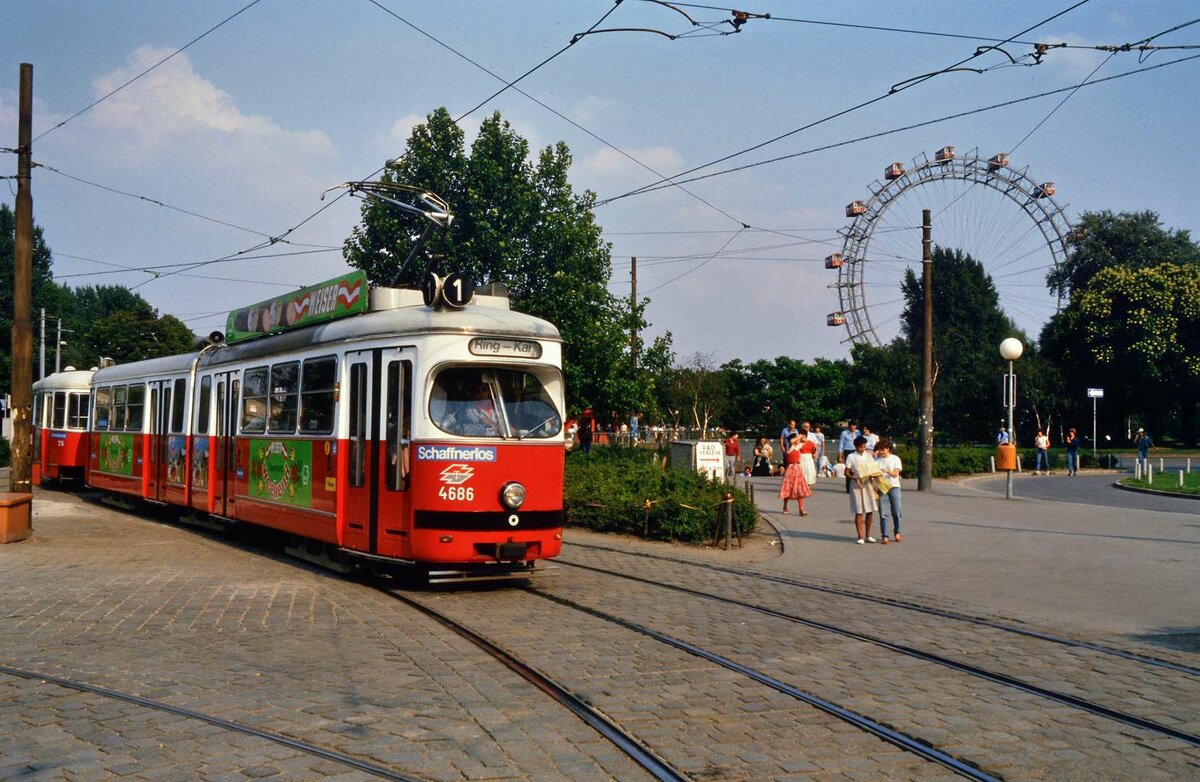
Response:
[875,439,903,543]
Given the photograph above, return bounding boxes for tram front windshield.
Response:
[431,366,562,439]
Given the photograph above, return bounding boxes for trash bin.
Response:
[995,443,1017,471]
[0,492,32,543]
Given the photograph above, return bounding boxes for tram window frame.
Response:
[349,362,367,488]
[32,393,43,429]
[241,367,269,433]
[269,361,300,434]
[113,386,128,431]
[52,392,67,430]
[299,356,336,435]
[385,360,413,492]
[197,376,212,435]
[68,393,89,430]
[127,384,146,432]
[170,379,186,433]
[93,386,112,431]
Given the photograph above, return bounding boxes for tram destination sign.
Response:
[468,338,542,359]
[225,271,368,344]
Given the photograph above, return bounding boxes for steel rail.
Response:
[0,664,425,781]
[556,560,1200,748]
[565,540,1200,677]
[529,590,1001,782]
[381,589,688,782]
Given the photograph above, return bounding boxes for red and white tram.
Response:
[84,272,566,580]
[32,368,94,484]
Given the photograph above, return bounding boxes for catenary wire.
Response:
[599,0,1092,205]
[600,51,1200,202]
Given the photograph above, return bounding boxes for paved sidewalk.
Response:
[743,471,1200,642]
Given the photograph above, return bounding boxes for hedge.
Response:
[564,447,756,543]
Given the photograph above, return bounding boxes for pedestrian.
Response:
[863,425,879,453]
[812,424,830,476]
[778,433,812,515]
[1034,429,1050,474]
[779,419,798,474]
[579,407,594,453]
[751,437,774,476]
[723,432,741,477]
[996,425,1010,445]
[1065,427,1080,476]
[837,420,859,493]
[798,430,818,486]
[845,435,879,544]
[629,412,640,444]
[875,439,903,543]
[1135,428,1153,471]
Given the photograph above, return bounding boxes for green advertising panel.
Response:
[97,433,135,476]
[225,271,369,344]
[249,439,313,507]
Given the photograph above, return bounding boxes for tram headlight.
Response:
[500,481,527,510]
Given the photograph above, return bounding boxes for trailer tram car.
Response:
[84,272,566,581]
[32,369,95,484]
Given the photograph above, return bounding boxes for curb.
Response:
[1111,481,1200,501]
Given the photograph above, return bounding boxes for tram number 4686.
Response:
[439,486,475,501]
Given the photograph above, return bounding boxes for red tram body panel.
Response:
[32,369,94,484]
[77,277,566,578]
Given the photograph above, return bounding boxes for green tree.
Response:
[0,203,60,390]
[722,356,849,433]
[343,108,671,415]
[899,246,1028,442]
[845,341,919,439]
[1040,211,1200,444]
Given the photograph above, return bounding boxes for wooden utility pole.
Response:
[630,257,638,371]
[11,64,34,493]
[918,209,933,491]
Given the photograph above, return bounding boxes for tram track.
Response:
[551,559,1200,749]
[566,540,1200,677]
[0,663,426,782]
[377,586,687,782]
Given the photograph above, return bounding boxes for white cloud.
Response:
[571,96,622,125]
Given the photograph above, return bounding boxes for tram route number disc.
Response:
[441,272,474,308]
[422,272,441,307]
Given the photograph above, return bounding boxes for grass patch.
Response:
[1120,470,1200,496]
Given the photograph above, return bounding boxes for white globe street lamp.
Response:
[1000,338,1023,498]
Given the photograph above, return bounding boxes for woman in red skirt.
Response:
[778,433,813,515]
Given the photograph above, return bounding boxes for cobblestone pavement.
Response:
[0,491,655,782]
[2,478,1198,780]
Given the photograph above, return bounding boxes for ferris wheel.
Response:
[826,146,1072,346]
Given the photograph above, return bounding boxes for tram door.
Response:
[341,349,414,556]
[342,351,377,552]
[146,382,172,501]
[211,371,240,517]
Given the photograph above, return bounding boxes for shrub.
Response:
[565,447,756,543]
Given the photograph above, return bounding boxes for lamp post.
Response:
[1000,338,1023,499]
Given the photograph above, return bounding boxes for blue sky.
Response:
[3,1,1198,365]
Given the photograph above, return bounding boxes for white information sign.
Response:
[1087,388,1104,398]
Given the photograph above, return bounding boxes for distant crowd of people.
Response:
[728,419,904,546]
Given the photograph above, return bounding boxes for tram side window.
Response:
[113,386,128,431]
[385,360,413,491]
[241,367,268,433]
[32,393,43,429]
[269,362,299,433]
[299,356,336,434]
[170,379,186,433]
[197,376,211,435]
[94,387,112,430]
[127,384,146,431]
[68,393,89,430]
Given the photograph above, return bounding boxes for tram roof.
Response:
[32,369,96,392]
[92,288,561,384]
